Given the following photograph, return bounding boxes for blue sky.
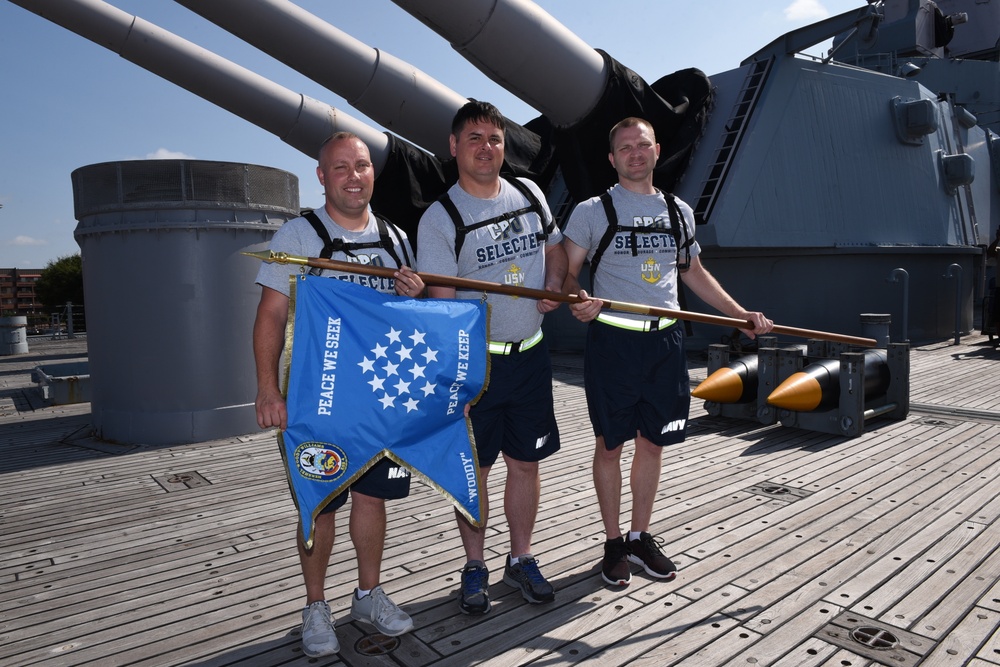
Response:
[0,0,863,269]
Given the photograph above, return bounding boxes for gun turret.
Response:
[172,0,567,205]
[389,0,715,200]
[9,0,1000,341]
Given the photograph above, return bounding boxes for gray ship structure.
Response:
[9,0,999,345]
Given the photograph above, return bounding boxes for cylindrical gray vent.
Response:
[72,160,299,444]
[860,313,892,348]
[0,316,29,356]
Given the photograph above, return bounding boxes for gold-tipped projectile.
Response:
[766,349,889,411]
[692,344,809,403]
[243,251,878,347]
[692,356,758,403]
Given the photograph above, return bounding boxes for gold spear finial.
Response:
[241,250,310,266]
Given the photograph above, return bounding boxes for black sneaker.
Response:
[601,536,632,586]
[627,532,677,580]
[459,560,491,614]
[503,555,555,603]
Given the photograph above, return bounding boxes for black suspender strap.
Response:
[303,210,335,259]
[666,196,692,271]
[588,189,692,287]
[438,177,553,260]
[505,176,554,243]
[301,209,408,269]
[589,191,620,288]
[375,216,410,269]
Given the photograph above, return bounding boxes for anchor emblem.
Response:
[641,257,661,284]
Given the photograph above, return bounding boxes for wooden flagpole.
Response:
[244,250,878,347]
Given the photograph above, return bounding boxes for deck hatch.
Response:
[815,612,933,666]
[850,625,899,649]
[746,482,812,502]
[153,471,211,492]
[355,634,400,655]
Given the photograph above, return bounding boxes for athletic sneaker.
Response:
[601,536,632,586]
[503,555,556,604]
[627,532,678,580]
[350,586,414,636]
[459,560,491,614]
[301,600,340,657]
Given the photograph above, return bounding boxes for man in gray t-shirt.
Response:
[417,100,567,615]
[563,117,772,589]
[253,132,423,656]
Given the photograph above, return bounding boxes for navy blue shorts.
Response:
[470,341,560,467]
[584,320,690,449]
[320,457,411,513]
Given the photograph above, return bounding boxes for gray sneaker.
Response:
[301,600,340,657]
[350,586,414,636]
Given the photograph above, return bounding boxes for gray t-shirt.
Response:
[564,184,700,318]
[416,177,562,342]
[255,206,415,297]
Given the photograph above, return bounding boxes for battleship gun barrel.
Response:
[390,0,607,127]
[390,0,715,200]
[173,0,468,158]
[8,0,390,167]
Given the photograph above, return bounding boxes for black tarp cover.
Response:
[371,55,712,235]
[551,50,714,202]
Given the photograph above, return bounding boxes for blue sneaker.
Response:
[459,560,491,614]
[503,555,555,604]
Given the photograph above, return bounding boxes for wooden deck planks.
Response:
[1,335,1000,666]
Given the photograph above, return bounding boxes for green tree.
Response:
[35,254,84,312]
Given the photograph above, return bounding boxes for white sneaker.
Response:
[301,600,340,657]
[350,586,414,636]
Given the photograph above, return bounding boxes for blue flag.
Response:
[280,276,489,546]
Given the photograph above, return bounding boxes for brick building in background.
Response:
[0,267,43,316]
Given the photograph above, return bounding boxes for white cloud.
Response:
[145,148,197,160]
[9,235,47,247]
[784,0,830,21]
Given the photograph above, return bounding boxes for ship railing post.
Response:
[65,302,75,340]
[886,268,909,342]
[943,263,962,345]
[886,342,910,419]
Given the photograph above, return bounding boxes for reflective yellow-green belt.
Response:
[596,312,677,332]
[488,329,544,355]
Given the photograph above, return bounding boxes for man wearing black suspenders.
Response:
[562,117,772,587]
[417,101,568,615]
[254,133,424,656]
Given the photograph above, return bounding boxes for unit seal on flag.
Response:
[294,442,349,482]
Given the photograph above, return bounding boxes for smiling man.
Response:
[562,117,772,588]
[416,100,568,615]
[253,132,424,657]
